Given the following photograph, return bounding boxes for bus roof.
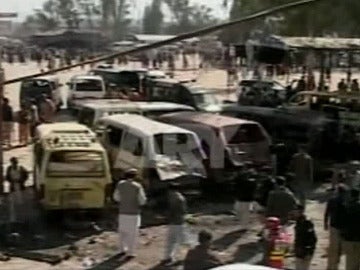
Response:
[158,111,258,128]
[100,114,196,137]
[35,123,104,151]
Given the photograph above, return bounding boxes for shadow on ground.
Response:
[147,260,183,270]
[88,253,132,270]
[212,229,247,252]
[232,241,262,264]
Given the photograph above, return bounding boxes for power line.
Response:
[3,0,321,85]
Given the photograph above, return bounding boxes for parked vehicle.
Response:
[145,78,221,112]
[90,66,146,93]
[76,99,195,129]
[99,114,207,193]
[67,75,106,107]
[33,123,112,211]
[158,112,271,183]
[20,76,63,108]
[237,79,287,107]
[220,104,340,174]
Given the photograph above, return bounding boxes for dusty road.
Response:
[0,60,356,269]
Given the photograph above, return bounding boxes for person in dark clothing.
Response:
[233,167,257,230]
[183,230,222,270]
[324,184,348,270]
[6,157,29,223]
[294,204,317,270]
[256,175,276,208]
[17,102,31,146]
[338,79,347,92]
[296,76,306,92]
[162,183,188,264]
[341,189,360,270]
[2,97,14,148]
[267,176,298,224]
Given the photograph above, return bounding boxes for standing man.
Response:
[324,184,348,270]
[2,98,14,148]
[113,169,147,259]
[38,94,55,123]
[294,204,317,270]
[162,183,188,264]
[338,79,347,92]
[266,177,298,225]
[290,145,314,207]
[17,102,31,146]
[29,99,39,139]
[341,189,360,270]
[233,167,257,230]
[5,157,29,223]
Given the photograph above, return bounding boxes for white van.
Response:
[99,114,207,193]
[77,99,195,129]
[67,75,106,107]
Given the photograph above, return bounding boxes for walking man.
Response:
[294,204,317,270]
[113,169,147,258]
[162,183,188,264]
[290,145,314,207]
[324,184,348,270]
[341,189,360,270]
[233,167,257,230]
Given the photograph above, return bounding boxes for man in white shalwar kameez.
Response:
[113,169,147,258]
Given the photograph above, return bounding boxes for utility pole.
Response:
[0,12,17,194]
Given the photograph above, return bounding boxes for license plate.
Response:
[63,192,83,201]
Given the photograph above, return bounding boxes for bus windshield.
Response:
[47,151,105,177]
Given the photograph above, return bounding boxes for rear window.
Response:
[154,133,197,155]
[21,80,53,97]
[47,151,105,177]
[223,124,266,144]
[74,79,103,92]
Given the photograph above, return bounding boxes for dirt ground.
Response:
[0,59,356,269]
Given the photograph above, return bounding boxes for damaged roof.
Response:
[278,36,360,50]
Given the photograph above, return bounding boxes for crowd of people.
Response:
[107,142,360,270]
[1,94,56,149]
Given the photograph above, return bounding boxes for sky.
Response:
[1,0,228,21]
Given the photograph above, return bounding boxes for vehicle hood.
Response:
[211,264,276,270]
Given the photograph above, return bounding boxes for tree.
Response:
[101,0,116,30]
[78,0,101,29]
[23,0,60,31]
[113,0,132,40]
[164,0,217,34]
[222,0,360,38]
[23,0,85,31]
[143,0,164,34]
